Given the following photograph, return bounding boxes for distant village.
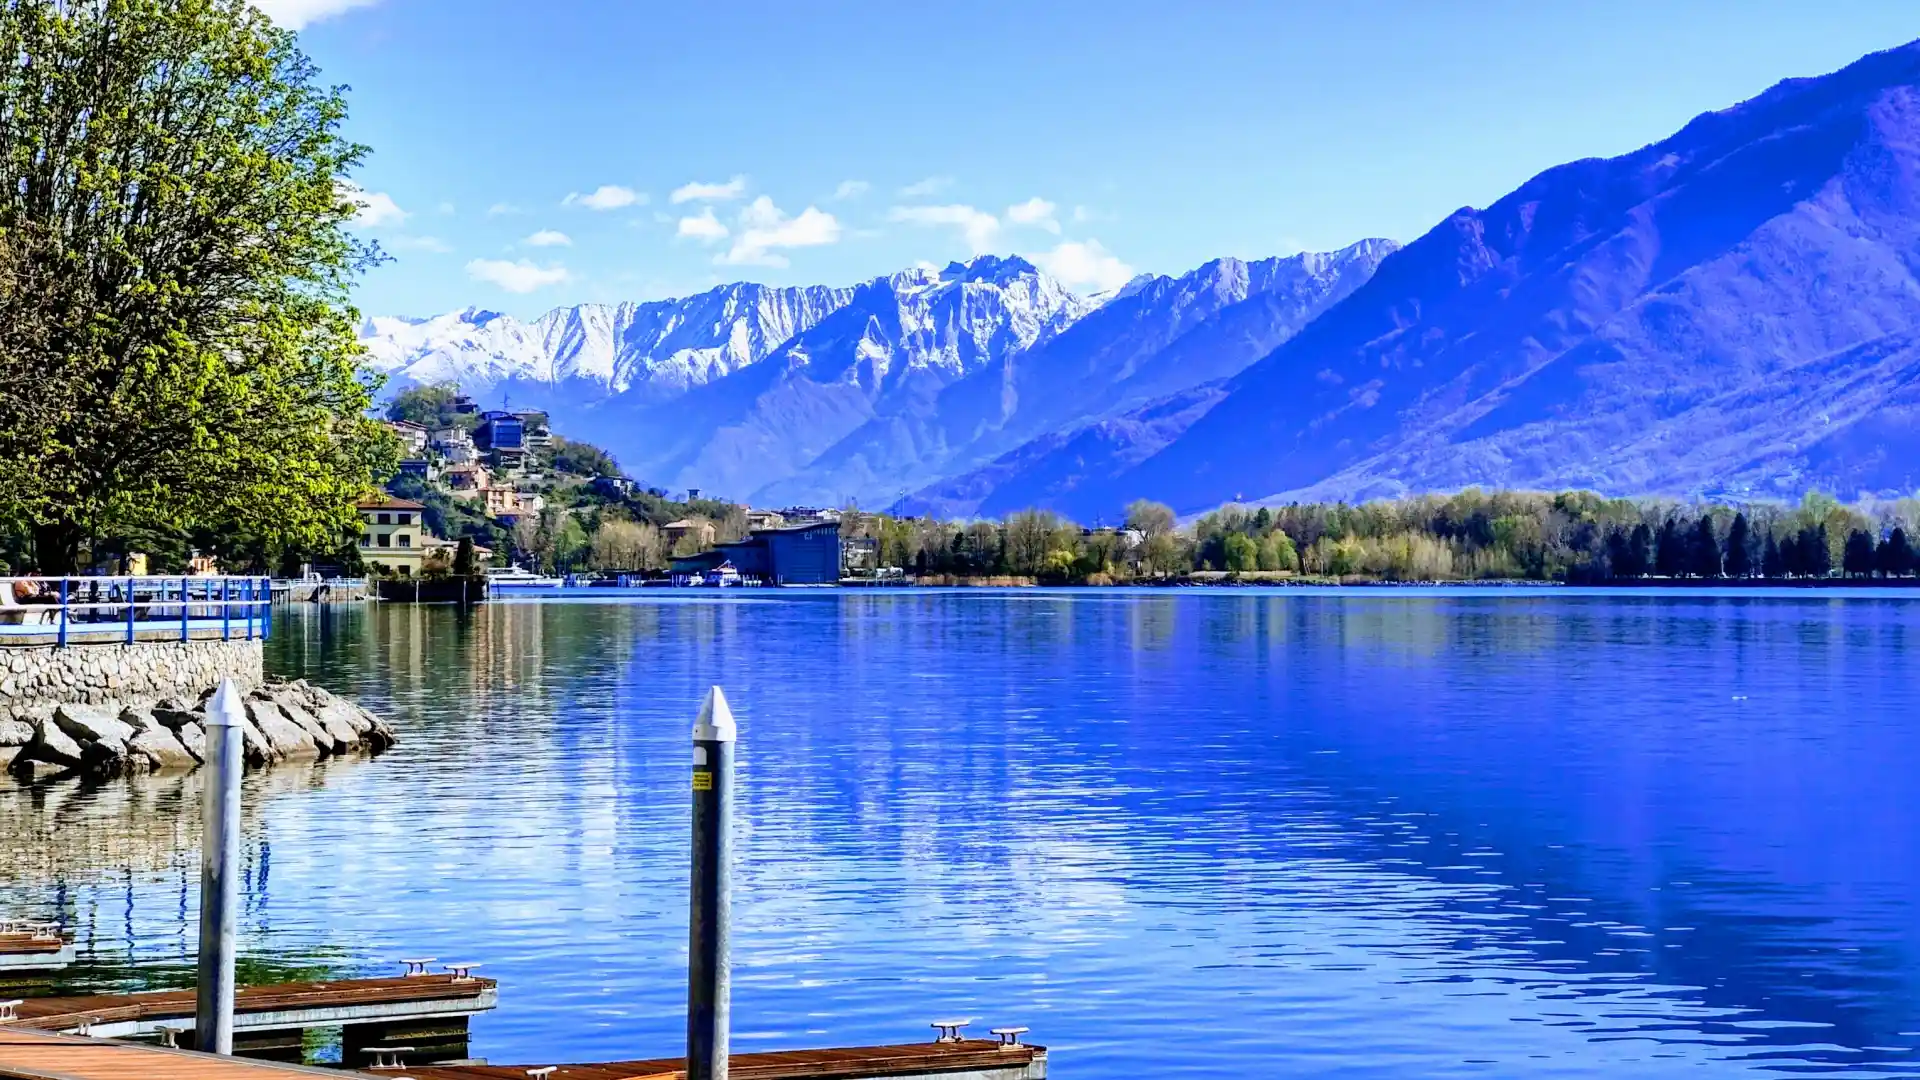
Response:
[369,389,860,586]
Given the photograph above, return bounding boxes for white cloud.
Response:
[718,196,840,267]
[466,258,571,294]
[1005,197,1060,234]
[436,202,456,216]
[670,176,749,204]
[382,235,452,254]
[832,180,871,201]
[564,185,644,211]
[250,0,378,29]
[888,204,1000,253]
[676,208,729,244]
[486,203,522,217]
[899,176,953,199]
[523,229,572,248]
[338,182,406,229]
[1027,240,1135,293]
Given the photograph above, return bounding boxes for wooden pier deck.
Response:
[0,1028,350,1078]
[0,1034,1045,1080]
[0,933,71,974]
[399,1040,1048,1080]
[1,973,497,1039]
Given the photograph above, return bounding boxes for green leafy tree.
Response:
[0,0,393,571]
[1257,530,1297,572]
[549,436,619,479]
[1124,499,1176,539]
[386,383,471,431]
[1222,532,1258,573]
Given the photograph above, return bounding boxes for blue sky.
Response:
[268,0,1920,319]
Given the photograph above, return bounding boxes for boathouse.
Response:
[671,521,843,585]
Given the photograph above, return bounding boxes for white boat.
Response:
[486,565,565,591]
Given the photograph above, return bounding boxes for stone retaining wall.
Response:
[0,639,263,716]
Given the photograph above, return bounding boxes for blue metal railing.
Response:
[0,576,273,646]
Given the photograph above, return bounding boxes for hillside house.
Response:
[431,427,477,465]
[663,518,717,550]
[385,420,428,455]
[475,411,527,473]
[445,463,491,497]
[484,486,545,522]
[357,496,436,577]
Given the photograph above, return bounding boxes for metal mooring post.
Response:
[196,680,245,1054]
[688,686,737,1080]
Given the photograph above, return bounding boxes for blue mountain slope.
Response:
[1044,40,1920,519]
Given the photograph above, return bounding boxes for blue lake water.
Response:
[5,589,1920,1076]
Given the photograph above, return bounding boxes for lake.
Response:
[4,588,1920,1077]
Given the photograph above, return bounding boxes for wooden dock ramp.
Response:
[0,1028,349,1078]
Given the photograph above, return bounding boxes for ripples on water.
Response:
[2,589,1919,1077]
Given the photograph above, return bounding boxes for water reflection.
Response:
[0,591,1915,1076]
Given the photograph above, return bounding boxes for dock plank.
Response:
[401,1040,1043,1080]
[4,975,497,1033]
[0,936,63,959]
[0,1029,345,1078]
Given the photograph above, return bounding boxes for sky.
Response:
[263,0,1920,320]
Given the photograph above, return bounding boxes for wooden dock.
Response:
[0,1028,351,1078]
[2,973,497,1041]
[0,932,71,975]
[0,1034,1046,1080]
[397,1040,1048,1080]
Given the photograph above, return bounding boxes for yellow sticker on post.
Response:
[692,771,714,791]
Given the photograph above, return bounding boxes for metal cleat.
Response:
[365,1045,416,1069]
[0,1000,19,1022]
[443,962,482,981]
[528,1069,558,1079]
[991,1025,1030,1048]
[400,957,438,977]
[931,1018,973,1043]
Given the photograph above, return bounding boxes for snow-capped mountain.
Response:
[359,246,1396,506]
[754,239,1398,508]
[360,282,854,404]
[556,256,1100,501]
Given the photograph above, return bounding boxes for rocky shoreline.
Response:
[1,679,395,780]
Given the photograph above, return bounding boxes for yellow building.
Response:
[357,496,432,576]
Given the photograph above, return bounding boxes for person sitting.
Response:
[0,581,51,626]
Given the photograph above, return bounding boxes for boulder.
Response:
[53,704,135,752]
[310,702,362,752]
[276,700,340,756]
[244,699,318,759]
[54,705,138,772]
[119,707,159,734]
[151,700,203,732]
[174,721,207,764]
[127,725,197,771]
[19,715,83,770]
[0,718,33,747]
